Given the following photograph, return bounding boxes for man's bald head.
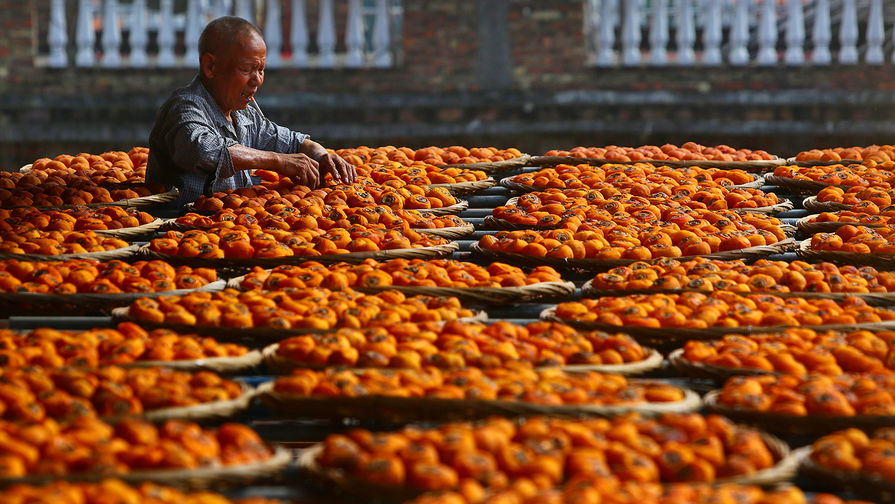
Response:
[198,16,264,59]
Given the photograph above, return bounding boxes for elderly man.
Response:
[146,16,355,206]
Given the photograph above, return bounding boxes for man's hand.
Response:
[316,152,357,185]
[277,153,320,188]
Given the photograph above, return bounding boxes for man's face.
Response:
[206,31,267,118]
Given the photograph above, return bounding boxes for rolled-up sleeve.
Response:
[166,98,238,181]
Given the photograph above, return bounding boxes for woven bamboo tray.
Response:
[667,348,781,382]
[540,306,895,350]
[104,383,256,424]
[416,223,475,239]
[0,279,227,315]
[470,239,796,274]
[785,156,864,167]
[119,350,263,375]
[112,307,488,348]
[0,244,141,263]
[352,281,576,304]
[801,196,854,213]
[256,380,700,423]
[500,173,766,194]
[228,273,574,303]
[261,342,661,376]
[440,154,531,173]
[796,215,885,234]
[140,242,459,268]
[263,343,664,377]
[704,390,895,436]
[764,174,847,194]
[0,444,291,490]
[581,279,895,306]
[529,156,787,172]
[426,178,496,196]
[799,447,895,502]
[93,218,166,239]
[547,347,665,376]
[797,239,895,269]
[1,188,180,211]
[181,199,469,217]
[296,426,794,501]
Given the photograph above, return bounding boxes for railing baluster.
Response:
[213,0,229,19]
[75,0,95,67]
[702,0,722,66]
[621,0,641,66]
[184,0,203,66]
[839,0,858,64]
[596,0,617,67]
[345,0,365,67]
[675,0,694,65]
[264,0,283,68]
[583,0,600,66]
[48,0,68,68]
[757,0,777,65]
[236,0,253,21]
[865,0,884,64]
[130,0,149,67]
[729,0,750,65]
[811,0,831,64]
[101,0,122,67]
[291,0,309,68]
[157,0,176,67]
[372,0,392,67]
[649,0,667,65]
[784,0,805,65]
[317,0,336,67]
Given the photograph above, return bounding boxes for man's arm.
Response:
[228,143,321,188]
[249,101,357,186]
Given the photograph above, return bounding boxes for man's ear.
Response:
[200,53,216,79]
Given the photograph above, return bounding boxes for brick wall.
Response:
[1,0,894,169]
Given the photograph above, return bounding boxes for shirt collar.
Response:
[190,75,253,131]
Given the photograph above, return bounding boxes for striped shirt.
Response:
[146,75,308,206]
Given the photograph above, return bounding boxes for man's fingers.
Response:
[338,159,356,184]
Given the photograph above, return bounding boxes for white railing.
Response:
[46,0,402,68]
[584,0,895,66]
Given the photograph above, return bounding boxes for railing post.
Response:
[291,0,309,68]
[584,0,600,66]
[130,0,148,67]
[345,0,365,67]
[702,0,722,66]
[839,0,858,64]
[48,0,68,68]
[811,0,831,65]
[675,0,694,65]
[757,0,777,65]
[865,0,884,64]
[596,0,617,67]
[213,0,229,19]
[236,0,253,22]
[101,0,121,67]
[372,0,392,67]
[264,0,283,68]
[184,0,203,67]
[157,0,176,67]
[621,0,641,66]
[729,0,749,66]
[648,0,668,65]
[75,0,95,67]
[317,0,336,67]
[783,0,805,66]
